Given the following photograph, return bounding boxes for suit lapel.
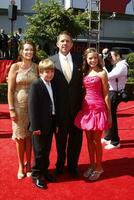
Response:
[70,54,78,83]
[39,78,52,101]
[55,55,63,72]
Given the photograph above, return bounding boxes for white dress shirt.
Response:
[41,77,55,115]
[59,52,73,74]
[107,60,128,91]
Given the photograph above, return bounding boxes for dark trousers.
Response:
[104,91,120,146]
[55,121,82,171]
[32,116,55,179]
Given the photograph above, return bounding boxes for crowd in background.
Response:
[0,27,24,60]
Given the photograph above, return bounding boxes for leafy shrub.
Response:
[126,53,134,69]
[126,53,134,82]
[35,49,48,63]
[128,69,134,83]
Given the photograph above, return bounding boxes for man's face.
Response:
[110,51,119,65]
[56,34,73,56]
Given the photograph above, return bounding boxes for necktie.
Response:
[63,57,72,83]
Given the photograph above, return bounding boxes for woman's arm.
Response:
[7,63,18,121]
[101,70,112,127]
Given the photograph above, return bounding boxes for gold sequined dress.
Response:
[12,63,38,140]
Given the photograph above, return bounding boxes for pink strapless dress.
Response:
[74,75,108,131]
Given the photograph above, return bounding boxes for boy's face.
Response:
[40,68,55,82]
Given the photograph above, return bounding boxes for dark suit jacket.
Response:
[51,53,83,126]
[28,78,57,133]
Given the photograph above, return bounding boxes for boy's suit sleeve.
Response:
[28,81,40,132]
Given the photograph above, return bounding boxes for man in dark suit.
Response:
[28,59,57,189]
[51,31,83,178]
[0,28,9,59]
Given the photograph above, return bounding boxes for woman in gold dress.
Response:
[8,41,38,179]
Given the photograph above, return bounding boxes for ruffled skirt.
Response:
[74,105,108,131]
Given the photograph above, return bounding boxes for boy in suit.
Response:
[28,59,57,189]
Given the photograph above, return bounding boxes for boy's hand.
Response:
[33,130,41,135]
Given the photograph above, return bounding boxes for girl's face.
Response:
[86,52,98,68]
[22,43,34,60]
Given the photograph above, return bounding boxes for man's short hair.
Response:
[57,31,73,42]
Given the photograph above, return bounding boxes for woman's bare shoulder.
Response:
[10,62,21,73]
[10,62,21,71]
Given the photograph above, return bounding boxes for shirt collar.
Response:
[40,77,50,86]
[59,52,71,60]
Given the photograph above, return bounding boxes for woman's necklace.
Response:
[20,62,32,70]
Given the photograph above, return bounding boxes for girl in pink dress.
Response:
[74,48,112,181]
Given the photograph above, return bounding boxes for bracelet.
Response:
[9,107,15,111]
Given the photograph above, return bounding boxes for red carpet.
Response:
[0,102,134,200]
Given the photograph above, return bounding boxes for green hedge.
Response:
[128,69,134,82]
[126,53,134,83]
[126,53,134,69]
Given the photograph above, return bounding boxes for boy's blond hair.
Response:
[39,58,55,73]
